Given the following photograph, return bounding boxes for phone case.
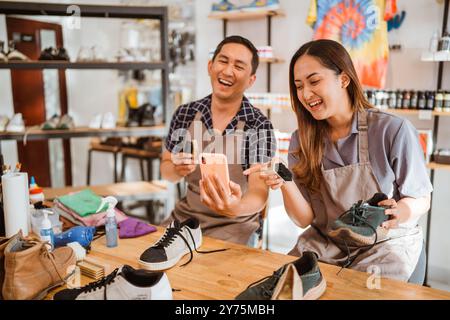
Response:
[199,153,231,195]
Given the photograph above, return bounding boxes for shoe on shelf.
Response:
[0,115,9,131]
[328,193,389,247]
[54,47,70,61]
[6,113,25,132]
[101,112,116,129]
[89,114,103,129]
[0,40,7,62]
[53,265,173,300]
[58,114,75,129]
[6,40,29,61]
[41,114,60,130]
[240,0,280,11]
[140,103,156,126]
[39,47,57,61]
[235,251,326,300]
[139,218,203,271]
[116,48,135,62]
[2,234,76,300]
[126,106,141,127]
[211,0,240,14]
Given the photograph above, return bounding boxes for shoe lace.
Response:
[77,268,119,300]
[336,202,378,275]
[154,220,228,267]
[40,244,70,284]
[245,265,286,297]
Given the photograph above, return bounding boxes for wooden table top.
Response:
[43,181,168,201]
[47,227,450,300]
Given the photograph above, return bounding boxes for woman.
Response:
[245,39,432,282]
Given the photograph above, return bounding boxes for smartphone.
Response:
[199,153,231,195]
[260,161,293,181]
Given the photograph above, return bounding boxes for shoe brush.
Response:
[77,258,105,280]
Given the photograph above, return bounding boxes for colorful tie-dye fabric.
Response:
[307,0,396,88]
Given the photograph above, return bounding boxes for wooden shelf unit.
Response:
[208,8,284,21]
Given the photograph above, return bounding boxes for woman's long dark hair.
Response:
[288,39,372,192]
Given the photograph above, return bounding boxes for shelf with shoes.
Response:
[0,1,171,193]
[0,61,167,70]
[0,126,166,142]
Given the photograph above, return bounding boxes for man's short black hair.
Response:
[212,35,259,75]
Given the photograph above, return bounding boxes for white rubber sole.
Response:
[138,239,202,271]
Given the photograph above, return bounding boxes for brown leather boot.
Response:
[0,231,23,300]
[2,236,76,300]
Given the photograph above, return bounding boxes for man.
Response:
[161,35,276,245]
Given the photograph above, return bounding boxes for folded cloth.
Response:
[118,218,156,239]
[54,200,127,227]
[57,189,108,217]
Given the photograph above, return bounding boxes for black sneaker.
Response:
[54,47,70,61]
[235,252,326,300]
[39,47,56,60]
[140,103,156,126]
[139,218,203,271]
[53,265,172,300]
[139,218,227,271]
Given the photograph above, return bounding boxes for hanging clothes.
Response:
[306,0,397,88]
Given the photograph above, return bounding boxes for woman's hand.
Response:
[243,160,285,190]
[378,198,400,229]
[199,173,242,217]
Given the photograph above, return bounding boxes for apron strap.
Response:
[357,110,370,164]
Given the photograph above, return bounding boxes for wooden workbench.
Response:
[43,181,168,202]
[47,227,450,300]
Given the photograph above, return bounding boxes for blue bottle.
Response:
[53,226,96,248]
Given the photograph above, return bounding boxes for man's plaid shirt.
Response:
[164,94,277,170]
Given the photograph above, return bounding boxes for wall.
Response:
[194,0,450,290]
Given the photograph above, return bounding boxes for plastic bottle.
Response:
[97,196,118,248]
[40,209,54,250]
[444,92,450,112]
[410,90,418,109]
[418,91,426,110]
[402,90,411,109]
[427,91,435,110]
[395,89,403,109]
[435,91,444,112]
[29,176,45,204]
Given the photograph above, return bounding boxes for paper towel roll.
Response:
[1,172,30,237]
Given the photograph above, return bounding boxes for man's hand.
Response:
[378,198,400,229]
[171,152,196,178]
[199,173,242,217]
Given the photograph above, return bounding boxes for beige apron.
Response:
[289,110,423,282]
[165,111,260,245]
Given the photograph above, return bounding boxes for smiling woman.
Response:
[249,39,433,284]
[289,39,371,191]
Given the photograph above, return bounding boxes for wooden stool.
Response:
[120,140,162,182]
[86,138,121,185]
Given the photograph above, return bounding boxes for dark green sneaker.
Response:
[328,193,389,246]
[235,251,326,300]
